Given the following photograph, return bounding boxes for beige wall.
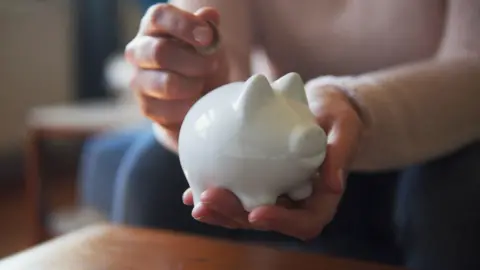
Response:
[0,0,73,151]
[0,0,143,152]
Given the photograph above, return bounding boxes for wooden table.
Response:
[0,224,406,270]
[24,100,144,245]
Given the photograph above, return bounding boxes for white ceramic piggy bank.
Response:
[178,73,327,212]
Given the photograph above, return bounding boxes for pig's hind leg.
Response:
[288,183,313,201]
[237,193,277,212]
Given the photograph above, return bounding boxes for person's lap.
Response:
[85,129,480,269]
[394,144,480,270]
[109,133,402,259]
[78,126,150,217]
[110,130,238,239]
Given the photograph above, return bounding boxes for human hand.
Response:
[125,4,229,151]
[182,80,365,240]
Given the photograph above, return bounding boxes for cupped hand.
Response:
[182,81,365,240]
[125,4,229,151]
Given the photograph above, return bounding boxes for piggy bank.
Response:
[178,73,327,212]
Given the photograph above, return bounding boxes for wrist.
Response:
[306,76,367,127]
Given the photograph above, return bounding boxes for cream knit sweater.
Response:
[162,0,480,172]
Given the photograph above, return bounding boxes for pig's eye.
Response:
[289,125,327,158]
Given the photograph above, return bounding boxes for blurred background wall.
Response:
[0,0,146,257]
[0,0,141,186]
[0,0,73,152]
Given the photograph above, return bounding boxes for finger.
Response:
[322,117,359,192]
[249,173,342,240]
[194,7,220,26]
[141,4,216,47]
[191,202,240,229]
[276,195,298,209]
[137,92,196,126]
[192,8,221,55]
[309,173,343,222]
[200,187,250,227]
[125,36,218,76]
[249,189,340,240]
[182,188,194,205]
[248,206,322,240]
[131,69,204,100]
[320,144,344,193]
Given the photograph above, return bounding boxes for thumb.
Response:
[195,7,220,26]
[193,8,221,55]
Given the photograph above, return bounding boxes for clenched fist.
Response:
[125,4,229,151]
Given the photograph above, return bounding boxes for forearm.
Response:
[322,56,480,171]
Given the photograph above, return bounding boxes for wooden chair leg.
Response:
[25,130,46,245]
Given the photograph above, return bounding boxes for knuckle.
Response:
[152,38,168,63]
[148,74,170,97]
[148,3,172,25]
[124,40,137,62]
[129,69,143,91]
[163,73,179,92]
[139,4,174,35]
[147,77,163,94]
[125,36,159,65]
[163,75,203,100]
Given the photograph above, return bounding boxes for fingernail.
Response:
[193,26,212,45]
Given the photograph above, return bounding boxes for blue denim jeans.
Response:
[79,128,480,270]
[78,127,149,216]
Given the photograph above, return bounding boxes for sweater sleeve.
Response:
[328,0,480,171]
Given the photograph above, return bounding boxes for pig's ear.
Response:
[272,72,307,104]
[234,74,274,119]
